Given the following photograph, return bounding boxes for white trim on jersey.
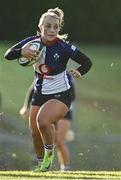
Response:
[41,70,71,94]
[33,46,46,73]
[70,103,73,110]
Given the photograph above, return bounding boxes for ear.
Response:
[38,25,42,32]
[58,27,61,32]
[40,26,42,32]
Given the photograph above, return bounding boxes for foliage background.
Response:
[1,0,121,42]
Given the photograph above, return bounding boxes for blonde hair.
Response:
[38,7,68,40]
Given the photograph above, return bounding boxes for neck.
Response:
[41,37,58,46]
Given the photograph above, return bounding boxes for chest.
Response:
[45,46,68,67]
[33,43,69,75]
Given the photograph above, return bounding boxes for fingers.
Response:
[19,107,29,119]
[70,69,81,78]
[21,44,38,59]
[29,51,38,59]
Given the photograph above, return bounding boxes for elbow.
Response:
[86,58,93,71]
[4,49,12,60]
[89,60,93,69]
[4,54,10,60]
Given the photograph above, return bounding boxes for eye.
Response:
[54,25,59,29]
[54,24,60,31]
[45,24,51,29]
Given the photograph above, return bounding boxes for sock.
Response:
[44,144,54,155]
[60,164,70,171]
[60,164,65,171]
[37,156,43,164]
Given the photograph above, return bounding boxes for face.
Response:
[40,15,60,43]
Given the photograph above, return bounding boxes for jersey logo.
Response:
[38,64,52,75]
[34,62,52,75]
[54,94,61,98]
[53,53,60,61]
[71,45,76,51]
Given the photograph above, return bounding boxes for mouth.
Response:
[48,34,55,38]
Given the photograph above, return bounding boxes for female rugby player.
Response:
[4,7,92,172]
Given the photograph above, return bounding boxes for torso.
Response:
[19,35,77,94]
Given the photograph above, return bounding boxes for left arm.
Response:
[72,50,92,75]
[66,42,92,78]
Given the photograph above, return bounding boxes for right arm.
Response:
[4,43,22,60]
[4,36,38,60]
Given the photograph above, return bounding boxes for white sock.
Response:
[37,156,43,164]
[44,144,54,155]
[60,164,65,171]
[60,164,70,171]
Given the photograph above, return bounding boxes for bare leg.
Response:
[37,99,69,145]
[36,99,69,171]
[56,119,71,169]
[29,105,44,158]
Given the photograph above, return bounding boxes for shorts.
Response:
[64,109,73,121]
[32,88,72,109]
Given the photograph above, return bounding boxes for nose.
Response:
[50,27,55,33]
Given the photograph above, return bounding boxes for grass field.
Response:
[0,170,121,179]
[0,42,121,171]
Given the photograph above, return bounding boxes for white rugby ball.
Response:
[18,41,43,67]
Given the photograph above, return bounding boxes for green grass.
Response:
[1,43,121,122]
[77,44,121,103]
[0,42,121,171]
[0,170,121,179]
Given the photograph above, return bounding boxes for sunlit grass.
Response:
[0,170,121,179]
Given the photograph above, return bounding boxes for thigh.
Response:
[37,99,69,124]
[29,105,40,133]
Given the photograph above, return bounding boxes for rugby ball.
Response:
[18,41,43,67]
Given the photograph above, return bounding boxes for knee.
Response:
[31,132,40,138]
[56,138,64,149]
